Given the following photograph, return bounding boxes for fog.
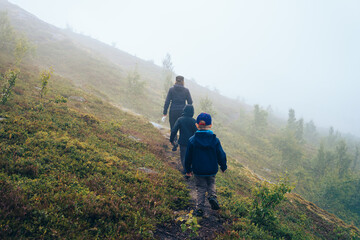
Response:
[8,0,360,136]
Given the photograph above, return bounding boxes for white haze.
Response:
[8,0,360,137]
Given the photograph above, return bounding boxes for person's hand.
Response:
[161,115,167,122]
[186,172,192,177]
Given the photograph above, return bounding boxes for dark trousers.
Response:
[194,175,216,209]
[169,109,183,143]
[169,109,183,130]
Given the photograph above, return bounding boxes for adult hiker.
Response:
[169,104,197,176]
[163,75,193,151]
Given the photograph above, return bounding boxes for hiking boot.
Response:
[194,208,204,217]
[208,196,220,210]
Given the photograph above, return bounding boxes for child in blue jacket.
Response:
[185,113,227,217]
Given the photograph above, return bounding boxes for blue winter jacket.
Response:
[185,130,227,176]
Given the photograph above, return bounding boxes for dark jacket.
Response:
[163,84,193,115]
[185,130,227,176]
[170,105,197,146]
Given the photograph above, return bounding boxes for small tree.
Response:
[14,35,34,65]
[315,142,327,177]
[295,118,304,142]
[287,108,296,130]
[162,53,174,98]
[304,120,317,143]
[274,131,303,168]
[253,104,268,132]
[0,11,16,51]
[250,177,292,229]
[39,68,53,99]
[336,140,351,178]
[199,95,216,117]
[327,126,341,148]
[1,69,19,105]
[1,12,34,64]
[126,65,145,107]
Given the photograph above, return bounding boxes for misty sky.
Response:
[7,0,360,136]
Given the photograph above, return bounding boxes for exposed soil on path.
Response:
[154,128,228,240]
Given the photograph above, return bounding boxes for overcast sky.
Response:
[7,0,360,136]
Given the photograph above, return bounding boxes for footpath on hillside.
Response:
[152,122,227,240]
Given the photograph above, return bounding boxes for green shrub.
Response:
[249,178,293,230]
[0,100,190,239]
[1,69,19,105]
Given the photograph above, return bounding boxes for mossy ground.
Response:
[0,71,191,239]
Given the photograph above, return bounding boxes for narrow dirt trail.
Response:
[154,125,227,239]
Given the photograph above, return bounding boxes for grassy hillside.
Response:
[1,0,360,238]
[1,61,358,239]
[0,63,192,239]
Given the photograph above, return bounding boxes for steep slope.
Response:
[1,0,360,238]
[0,66,190,239]
[0,63,358,239]
[1,0,273,180]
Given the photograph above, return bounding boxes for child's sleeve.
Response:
[216,140,227,172]
[184,142,193,173]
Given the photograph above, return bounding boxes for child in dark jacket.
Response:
[170,104,197,174]
[185,113,227,217]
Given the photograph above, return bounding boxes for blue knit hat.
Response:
[196,113,212,126]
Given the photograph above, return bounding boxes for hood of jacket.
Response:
[192,130,217,148]
[182,104,194,117]
[173,83,184,89]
